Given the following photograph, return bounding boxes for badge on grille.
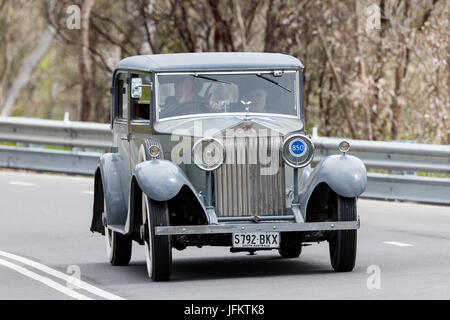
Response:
[289,139,306,157]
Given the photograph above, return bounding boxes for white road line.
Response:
[0,258,92,300]
[383,241,413,247]
[8,181,36,187]
[0,250,125,300]
[82,191,94,195]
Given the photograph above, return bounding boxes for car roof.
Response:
[114,52,304,72]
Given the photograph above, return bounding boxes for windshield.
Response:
[156,71,299,120]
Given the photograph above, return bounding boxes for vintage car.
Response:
[90,52,367,281]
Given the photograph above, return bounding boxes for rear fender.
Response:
[91,167,104,234]
[91,154,128,233]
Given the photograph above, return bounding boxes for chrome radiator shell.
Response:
[213,134,286,217]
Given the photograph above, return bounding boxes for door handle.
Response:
[120,134,135,142]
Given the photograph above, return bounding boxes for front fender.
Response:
[135,159,212,223]
[135,159,213,221]
[135,159,195,201]
[299,154,367,214]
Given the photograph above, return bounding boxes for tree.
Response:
[0,0,56,117]
[1,0,447,144]
[79,0,95,121]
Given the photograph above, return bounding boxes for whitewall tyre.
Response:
[103,199,132,266]
[142,193,172,281]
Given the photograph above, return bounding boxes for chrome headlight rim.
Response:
[192,137,225,171]
[338,140,351,154]
[282,133,315,168]
[148,144,161,158]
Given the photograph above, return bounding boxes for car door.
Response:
[129,72,153,172]
[112,71,132,206]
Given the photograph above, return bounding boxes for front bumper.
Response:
[155,219,360,235]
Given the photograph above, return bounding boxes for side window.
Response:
[115,73,128,120]
[131,73,151,121]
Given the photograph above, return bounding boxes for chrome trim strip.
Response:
[155,220,360,235]
[157,70,298,76]
[130,119,150,126]
[156,112,300,123]
[217,215,295,222]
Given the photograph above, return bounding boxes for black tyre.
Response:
[104,200,132,266]
[329,196,357,272]
[278,232,302,258]
[142,194,172,281]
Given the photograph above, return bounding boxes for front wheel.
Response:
[329,196,357,272]
[278,232,302,258]
[142,194,172,281]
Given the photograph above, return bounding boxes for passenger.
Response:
[241,88,267,113]
[203,83,227,113]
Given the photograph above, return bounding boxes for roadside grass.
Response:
[368,168,449,179]
[42,145,72,151]
[0,142,16,146]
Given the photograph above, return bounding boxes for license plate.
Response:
[232,232,280,248]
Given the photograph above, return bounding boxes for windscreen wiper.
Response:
[256,73,292,92]
[192,74,232,85]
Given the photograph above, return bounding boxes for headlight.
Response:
[282,134,314,168]
[338,140,350,154]
[148,145,161,158]
[192,137,224,171]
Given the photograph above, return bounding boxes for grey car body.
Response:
[91,52,367,281]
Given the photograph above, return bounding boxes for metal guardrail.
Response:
[0,145,100,175]
[312,137,450,173]
[0,117,112,149]
[0,117,109,175]
[364,173,450,205]
[0,117,449,205]
[312,137,450,205]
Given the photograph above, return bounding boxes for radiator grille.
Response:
[214,135,286,217]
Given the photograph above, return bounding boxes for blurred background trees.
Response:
[0,0,448,143]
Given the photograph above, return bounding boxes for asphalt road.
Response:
[0,170,449,300]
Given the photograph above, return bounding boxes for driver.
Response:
[175,77,200,105]
[241,88,267,113]
[163,77,214,117]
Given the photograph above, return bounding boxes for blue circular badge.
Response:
[289,139,306,157]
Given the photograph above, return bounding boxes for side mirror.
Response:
[131,78,143,99]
